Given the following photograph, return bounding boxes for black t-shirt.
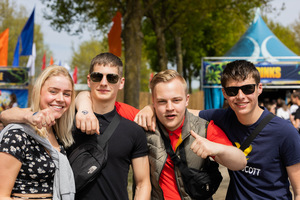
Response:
[67,108,148,200]
[294,107,300,120]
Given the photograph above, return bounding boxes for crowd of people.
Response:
[0,54,299,200]
[1,93,19,111]
[0,93,19,131]
[262,91,300,133]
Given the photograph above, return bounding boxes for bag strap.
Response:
[97,113,121,147]
[239,113,275,151]
[158,123,208,179]
[158,123,182,165]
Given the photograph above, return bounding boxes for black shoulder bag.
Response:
[68,114,121,192]
[159,124,222,200]
[239,113,275,151]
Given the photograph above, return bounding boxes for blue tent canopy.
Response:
[204,9,299,109]
[224,9,297,61]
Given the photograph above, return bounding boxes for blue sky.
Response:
[15,0,300,65]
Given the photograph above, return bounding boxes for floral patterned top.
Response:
[0,128,65,194]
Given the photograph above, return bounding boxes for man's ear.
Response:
[222,88,228,99]
[118,77,125,90]
[257,83,263,95]
[186,94,190,107]
[87,74,91,88]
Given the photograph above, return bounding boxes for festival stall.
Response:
[0,67,28,112]
[202,9,300,109]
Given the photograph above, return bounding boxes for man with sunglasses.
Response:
[69,59,300,199]
[72,69,247,199]
[69,53,151,200]
[134,60,300,199]
[186,60,300,199]
[0,53,151,200]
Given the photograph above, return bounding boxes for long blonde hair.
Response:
[31,65,75,147]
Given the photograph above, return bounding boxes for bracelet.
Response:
[33,112,38,116]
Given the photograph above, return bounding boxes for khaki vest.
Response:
[147,110,209,200]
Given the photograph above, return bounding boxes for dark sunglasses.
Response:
[90,72,120,84]
[224,84,256,97]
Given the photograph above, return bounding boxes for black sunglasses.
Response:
[224,84,256,97]
[90,72,120,84]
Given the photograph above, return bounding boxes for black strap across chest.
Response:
[239,113,275,151]
[97,114,121,147]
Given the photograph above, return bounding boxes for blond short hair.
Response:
[150,69,188,95]
[31,65,75,147]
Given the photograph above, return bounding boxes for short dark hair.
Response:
[89,52,123,75]
[292,91,300,99]
[221,60,260,87]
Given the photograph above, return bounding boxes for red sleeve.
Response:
[115,102,140,121]
[206,120,232,146]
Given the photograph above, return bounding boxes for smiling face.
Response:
[152,78,189,131]
[222,76,263,124]
[39,75,73,119]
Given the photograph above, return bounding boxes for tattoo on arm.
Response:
[82,110,88,115]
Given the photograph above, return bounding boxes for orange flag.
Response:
[108,12,122,57]
[49,56,54,65]
[42,52,46,70]
[73,66,78,84]
[0,29,9,67]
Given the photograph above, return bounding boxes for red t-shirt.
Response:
[159,120,232,199]
[115,102,139,121]
[115,102,232,199]
[159,119,185,199]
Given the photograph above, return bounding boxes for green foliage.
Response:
[142,18,159,72]
[0,0,51,78]
[39,0,292,95]
[71,36,151,91]
[71,38,109,84]
[143,0,271,90]
[264,16,300,55]
[140,46,152,92]
[292,15,300,50]
[41,0,118,35]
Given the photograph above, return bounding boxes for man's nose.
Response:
[236,88,245,99]
[166,101,174,110]
[100,75,108,85]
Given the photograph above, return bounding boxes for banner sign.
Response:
[0,67,28,85]
[203,61,300,85]
[0,89,28,112]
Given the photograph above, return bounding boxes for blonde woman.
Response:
[0,65,75,200]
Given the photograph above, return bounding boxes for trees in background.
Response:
[0,0,51,75]
[71,38,108,84]
[2,0,300,108]
[292,14,300,52]
[143,0,271,93]
[71,37,151,92]
[265,17,300,55]
[41,0,149,108]
[12,0,300,106]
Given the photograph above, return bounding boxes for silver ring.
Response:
[42,122,46,126]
